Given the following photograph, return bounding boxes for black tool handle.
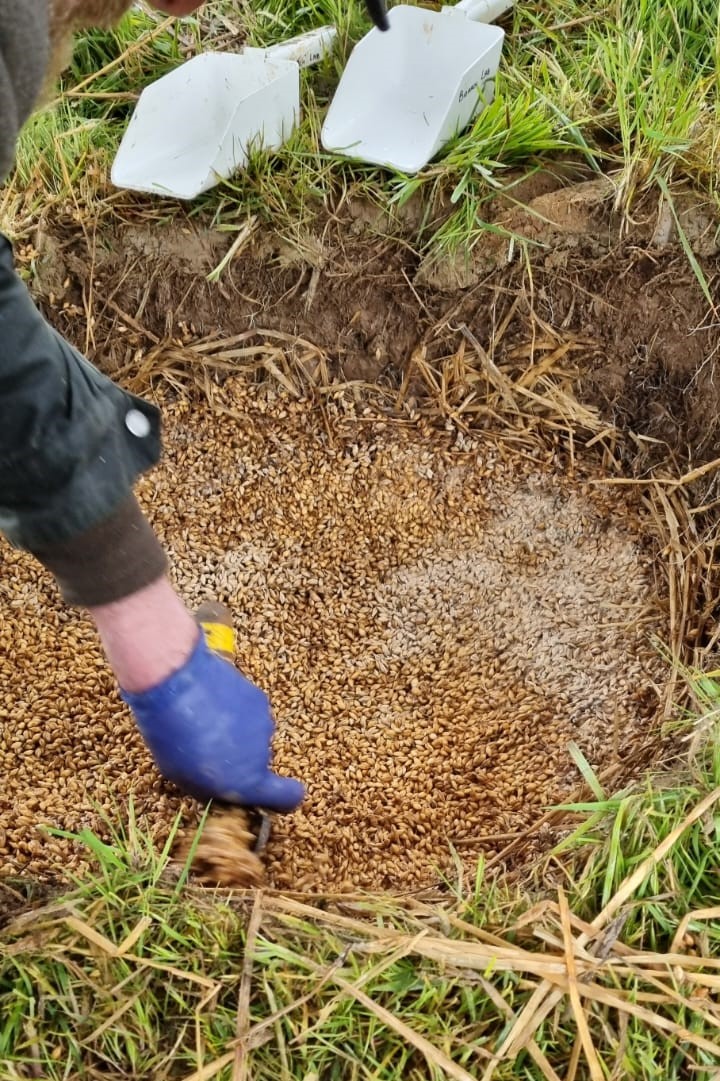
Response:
[365,0,390,31]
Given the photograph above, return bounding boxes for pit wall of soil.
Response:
[23,173,720,485]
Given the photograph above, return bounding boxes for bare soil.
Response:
[27,175,720,482]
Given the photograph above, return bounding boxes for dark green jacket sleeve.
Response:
[0,6,169,606]
[0,234,168,603]
[0,235,162,547]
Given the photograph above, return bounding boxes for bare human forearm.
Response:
[89,576,199,694]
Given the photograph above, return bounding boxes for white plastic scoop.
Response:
[321,0,513,173]
[111,26,336,200]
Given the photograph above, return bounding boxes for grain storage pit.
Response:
[0,378,667,892]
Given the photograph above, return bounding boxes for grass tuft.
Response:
[5,0,720,252]
[2,718,720,1078]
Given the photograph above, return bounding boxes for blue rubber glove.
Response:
[121,633,305,811]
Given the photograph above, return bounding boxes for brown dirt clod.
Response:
[173,809,264,889]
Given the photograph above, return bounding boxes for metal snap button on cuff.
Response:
[125,409,151,438]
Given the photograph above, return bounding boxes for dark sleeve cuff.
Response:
[29,494,168,607]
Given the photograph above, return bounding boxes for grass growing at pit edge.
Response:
[2,713,720,1080]
[4,0,720,260]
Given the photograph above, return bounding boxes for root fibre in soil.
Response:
[0,380,667,891]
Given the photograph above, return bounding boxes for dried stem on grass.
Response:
[6,782,720,1080]
[257,787,720,1080]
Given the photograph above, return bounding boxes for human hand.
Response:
[121,633,305,812]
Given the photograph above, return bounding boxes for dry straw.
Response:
[5,785,720,1080]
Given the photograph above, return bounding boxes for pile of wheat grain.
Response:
[0,380,666,890]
